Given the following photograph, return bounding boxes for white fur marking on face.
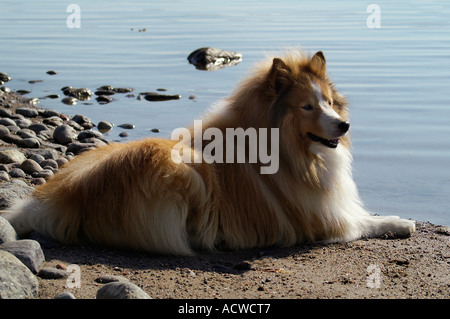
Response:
[312,81,342,138]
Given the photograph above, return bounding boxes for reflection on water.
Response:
[0,0,449,225]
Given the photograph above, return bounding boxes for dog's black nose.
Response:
[338,121,350,134]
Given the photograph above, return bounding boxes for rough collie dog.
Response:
[4,50,415,255]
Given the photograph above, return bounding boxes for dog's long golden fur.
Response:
[4,50,415,255]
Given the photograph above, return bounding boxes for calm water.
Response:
[1,0,449,225]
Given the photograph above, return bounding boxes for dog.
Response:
[3,50,415,255]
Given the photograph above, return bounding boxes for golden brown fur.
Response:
[4,49,415,255]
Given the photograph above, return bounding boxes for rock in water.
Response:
[187,47,242,71]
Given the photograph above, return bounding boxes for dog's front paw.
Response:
[389,218,416,237]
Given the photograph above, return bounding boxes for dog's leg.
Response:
[362,215,415,238]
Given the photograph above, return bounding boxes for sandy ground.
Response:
[35,221,449,300]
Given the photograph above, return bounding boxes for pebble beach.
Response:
[0,77,448,301]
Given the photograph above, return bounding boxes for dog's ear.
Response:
[268,58,293,94]
[311,51,326,76]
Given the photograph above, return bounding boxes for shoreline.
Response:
[0,87,448,299]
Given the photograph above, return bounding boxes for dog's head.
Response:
[266,51,350,151]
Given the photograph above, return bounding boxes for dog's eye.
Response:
[328,100,333,106]
[301,104,313,111]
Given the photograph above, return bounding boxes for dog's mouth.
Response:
[307,132,340,148]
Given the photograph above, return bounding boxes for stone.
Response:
[37,267,68,279]
[9,167,26,178]
[96,95,113,104]
[16,107,39,118]
[0,250,39,299]
[33,169,54,179]
[0,118,17,127]
[39,159,58,170]
[18,138,40,148]
[96,282,151,299]
[117,123,135,129]
[0,170,10,181]
[0,148,27,164]
[16,128,36,139]
[0,72,12,83]
[0,216,19,244]
[30,177,46,185]
[0,179,34,209]
[1,133,23,145]
[54,292,76,299]
[28,123,49,135]
[61,97,77,105]
[97,121,113,133]
[0,239,45,274]
[53,124,74,145]
[26,148,59,160]
[20,159,43,174]
[0,124,10,137]
[62,87,93,101]
[187,47,242,71]
[143,92,181,102]
[95,275,130,284]
[14,118,33,129]
[66,142,96,155]
[77,129,106,141]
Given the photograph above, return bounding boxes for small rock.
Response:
[46,70,57,75]
[18,137,41,149]
[0,179,34,209]
[119,132,128,138]
[95,90,115,96]
[40,159,58,170]
[9,167,26,178]
[187,47,242,71]
[0,250,39,299]
[20,159,43,174]
[54,292,76,299]
[0,170,10,181]
[113,87,134,93]
[96,282,152,299]
[56,157,69,167]
[1,133,23,145]
[150,128,160,133]
[0,148,27,164]
[61,97,77,105]
[37,267,68,279]
[33,169,54,179]
[118,123,135,129]
[0,118,17,127]
[96,95,113,104]
[15,118,32,129]
[77,130,107,143]
[66,142,96,155]
[95,275,130,284]
[72,114,91,125]
[0,124,10,138]
[26,148,59,160]
[28,123,49,135]
[16,128,36,139]
[53,124,74,145]
[15,107,39,118]
[62,87,93,101]
[0,72,12,83]
[30,177,46,185]
[98,121,114,133]
[0,216,19,244]
[0,239,45,274]
[143,93,181,102]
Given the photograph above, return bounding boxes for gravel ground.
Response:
[35,221,449,299]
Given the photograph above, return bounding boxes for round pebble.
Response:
[20,159,43,174]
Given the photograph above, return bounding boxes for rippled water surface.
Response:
[1,0,449,225]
